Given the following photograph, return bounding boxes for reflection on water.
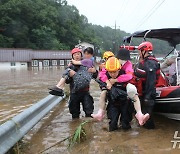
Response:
[0,67,65,123]
[21,81,180,154]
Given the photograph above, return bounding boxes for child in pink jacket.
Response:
[92,49,149,126]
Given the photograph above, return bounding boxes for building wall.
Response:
[75,42,94,51]
[31,59,71,67]
[0,48,72,68]
[0,62,28,69]
[32,50,71,59]
[0,49,32,62]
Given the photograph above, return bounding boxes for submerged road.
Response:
[0,68,180,154]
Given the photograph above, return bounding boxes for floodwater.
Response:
[0,68,180,154]
[0,67,64,123]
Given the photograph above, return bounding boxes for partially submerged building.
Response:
[0,48,71,69]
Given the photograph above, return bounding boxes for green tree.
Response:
[0,0,173,55]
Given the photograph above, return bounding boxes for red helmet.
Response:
[71,48,82,55]
[138,42,153,52]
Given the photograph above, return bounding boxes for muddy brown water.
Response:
[0,67,180,154]
[0,67,64,123]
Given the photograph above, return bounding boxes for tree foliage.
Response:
[0,0,172,55]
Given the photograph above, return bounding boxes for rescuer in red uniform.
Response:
[134,41,160,129]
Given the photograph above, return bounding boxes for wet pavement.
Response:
[0,68,180,154]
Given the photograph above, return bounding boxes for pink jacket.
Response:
[99,68,107,82]
[99,60,133,83]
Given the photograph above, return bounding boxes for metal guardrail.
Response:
[0,95,65,154]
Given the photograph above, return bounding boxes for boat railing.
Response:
[176,57,180,85]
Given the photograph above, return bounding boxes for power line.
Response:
[135,0,165,29]
[132,0,166,32]
[120,0,132,18]
[118,0,127,17]
[132,0,162,31]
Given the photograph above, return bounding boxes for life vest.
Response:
[132,56,164,96]
[130,75,144,96]
[106,69,128,104]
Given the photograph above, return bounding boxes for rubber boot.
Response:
[135,112,150,126]
[91,109,105,121]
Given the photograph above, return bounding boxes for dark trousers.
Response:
[141,98,155,129]
[107,100,131,131]
[68,91,94,118]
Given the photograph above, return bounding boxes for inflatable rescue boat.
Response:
[122,28,180,120]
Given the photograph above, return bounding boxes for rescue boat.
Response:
[122,28,180,120]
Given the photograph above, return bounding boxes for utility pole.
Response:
[113,21,116,53]
[112,21,120,54]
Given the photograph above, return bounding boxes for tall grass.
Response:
[68,120,89,148]
[38,120,90,153]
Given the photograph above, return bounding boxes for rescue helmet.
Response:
[138,41,153,52]
[116,48,131,60]
[103,51,114,60]
[105,57,121,72]
[71,48,82,55]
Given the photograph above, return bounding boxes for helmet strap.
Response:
[141,50,146,59]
